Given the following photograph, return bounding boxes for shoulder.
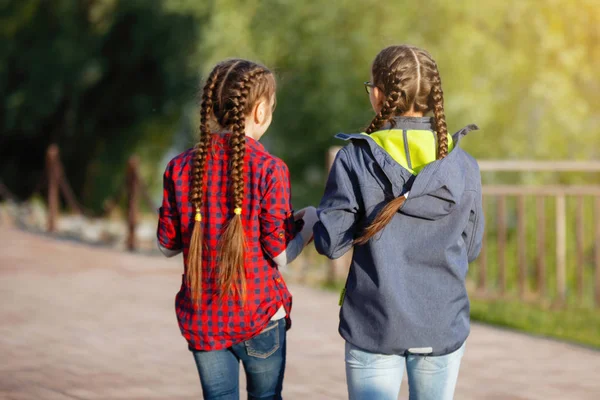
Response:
[456,149,481,190]
[332,140,366,170]
[164,148,195,177]
[335,144,354,165]
[333,132,375,161]
[246,144,290,184]
[458,149,480,173]
[452,124,481,174]
[262,155,290,179]
[245,139,286,170]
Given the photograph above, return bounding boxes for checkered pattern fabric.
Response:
[158,134,298,351]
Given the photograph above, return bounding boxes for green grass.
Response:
[470,298,600,349]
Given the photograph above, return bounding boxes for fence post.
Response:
[556,195,567,304]
[126,156,140,251]
[0,181,15,226]
[497,196,507,295]
[575,196,585,302]
[517,195,527,298]
[536,196,546,297]
[57,163,83,215]
[0,181,16,202]
[46,145,60,233]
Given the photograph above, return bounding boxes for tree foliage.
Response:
[2,0,598,208]
[0,0,198,209]
[168,0,600,206]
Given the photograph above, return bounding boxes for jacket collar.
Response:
[382,116,434,131]
[334,123,479,198]
[335,123,478,146]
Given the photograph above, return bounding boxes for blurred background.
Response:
[1,1,600,398]
[2,0,599,208]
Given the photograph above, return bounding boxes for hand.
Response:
[294,209,305,221]
[294,206,315,221]
[297,206,318,245]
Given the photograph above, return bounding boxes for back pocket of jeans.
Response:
[245,320,280,359]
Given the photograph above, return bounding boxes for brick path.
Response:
[1,226,599,399]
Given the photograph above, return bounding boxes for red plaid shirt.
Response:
[158,134,297,351]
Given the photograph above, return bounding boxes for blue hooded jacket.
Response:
[313,116,484,356]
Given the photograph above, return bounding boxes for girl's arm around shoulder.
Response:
[313,146,360,259]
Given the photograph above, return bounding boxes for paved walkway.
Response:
[1,226,599,399]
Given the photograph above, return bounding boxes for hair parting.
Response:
[187,59,276,303]
[356,45,449,244]
[187,66,222,304]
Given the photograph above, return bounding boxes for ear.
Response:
[373,86,385,109]
[253,99,269,125]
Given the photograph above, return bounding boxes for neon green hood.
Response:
[363,129,454,175]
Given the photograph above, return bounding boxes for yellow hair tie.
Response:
[194,208,202,222]
[234,207,242,215]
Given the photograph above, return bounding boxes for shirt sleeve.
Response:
[259,160,298,259]
[157,162,183,251]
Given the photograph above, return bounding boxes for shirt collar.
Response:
[213,132,267,153]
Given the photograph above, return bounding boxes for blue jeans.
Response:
[192,319,286,400]
[345,341,466,400]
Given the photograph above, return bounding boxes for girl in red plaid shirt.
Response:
[157,59,317,399]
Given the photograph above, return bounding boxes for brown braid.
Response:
[430,73,449,159]
[187,65,223,304]
[365,74,406,134]
[215,64,273,301]
[356,45,448,244]
[186,59,275,304]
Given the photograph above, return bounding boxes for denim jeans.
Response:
[192,319,286,400]
[345,341,466,400]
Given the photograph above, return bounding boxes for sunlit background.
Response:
[1,1,600,398]
[2,0,599,209]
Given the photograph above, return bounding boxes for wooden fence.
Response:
[477,162,600,307]
[3,145,599,306]
[326,147,600,308]
[40,144,155,251]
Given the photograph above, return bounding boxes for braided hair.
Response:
[355,45,449,245]
[187,60,276,304]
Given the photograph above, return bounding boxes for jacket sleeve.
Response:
[464,188,485,263]
[313,147,360,259]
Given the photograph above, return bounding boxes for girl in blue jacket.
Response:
[313,45,484,400]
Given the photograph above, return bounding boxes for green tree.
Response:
[4,0,598,210]
[172,0,599,207]
[0,0,199,209]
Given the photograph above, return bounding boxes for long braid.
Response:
[365,74,405,134]
[430,72,449,160]
[217,67,268,301]
[356,45,446,244]
[357,73,408,244]
[187,66,222,304]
